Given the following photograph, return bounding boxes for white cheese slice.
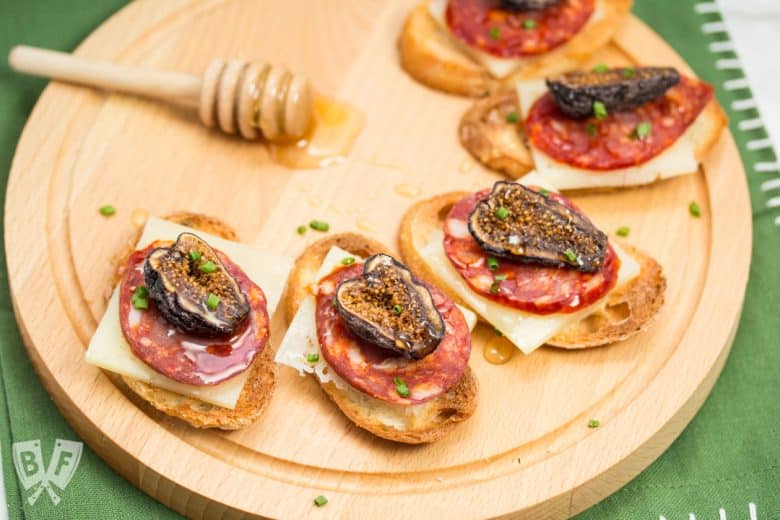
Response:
[516,80,701,190]
[427,0,605,79]
[275,246,477,384]
[85,217,292,409]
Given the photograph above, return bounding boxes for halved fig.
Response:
[468,181,607,272]
[144,233,250,337]
[546,66,680,119]
[502,0,561,10]
[335,254,445,359]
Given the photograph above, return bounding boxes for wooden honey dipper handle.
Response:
[8,45,313,141]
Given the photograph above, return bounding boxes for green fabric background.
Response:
[0,1,777,518]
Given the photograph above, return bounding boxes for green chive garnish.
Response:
[493,327,503,337]
[296,225,307,235]
[393,377,410,397]
[506,111,519,123]
[314,495,328,507]
[593,101,607,120]
[489,26,501,39]
[539,188,550,197]
[592,63,609,73]
[622,67,635,78]
[616,226,630,237]
[495,206,509,220]
[564,248,578,263]
[487,257,499,270]
[199,261,217,273]
[588,419,600,428]
[393,304,403,315]
[306,353,320,363]
[206,293,220,310]
[490,282,500,294]
[189,250,202,262]
[131,286,149,310]
[99,205,116,217]
[689,201,701,218]
[332,296,338,308]
[634,121,652,140]
[585,122,598,136]
[523,19,537,29]
[494,273,508,281]
[310,220,330,232]
[341,256,356,265]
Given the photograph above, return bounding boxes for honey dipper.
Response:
[8,45,314,141]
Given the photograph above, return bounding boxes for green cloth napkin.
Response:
[1,1,777,518]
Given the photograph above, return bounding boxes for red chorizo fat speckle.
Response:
[315,264,471,405]
[444,188,619,314]
[446,0,595,58]
[526,76,714,170]
[119,242,270,386]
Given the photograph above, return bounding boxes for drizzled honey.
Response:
[483,335,515,365]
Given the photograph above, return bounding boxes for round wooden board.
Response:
[4,1,752,518]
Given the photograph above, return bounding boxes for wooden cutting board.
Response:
[4,0,752,518]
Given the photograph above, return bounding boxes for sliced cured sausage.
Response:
[119,242,270,386]
[444,189,619,314]
[315,264,470,405]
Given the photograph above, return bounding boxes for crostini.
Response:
[399,173,665,353]
[399,0,632,96]
[86,213,292,430]
[460,66,727,190]
[275,233,478,444]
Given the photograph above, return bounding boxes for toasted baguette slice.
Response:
[114,212,276,430]
[399,193,666,349]
[399,0,632,97]
[285,233,478,444]
[460,90,728,186]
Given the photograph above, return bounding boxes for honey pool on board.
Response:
[268,96,364,169]
[483,334,515,365]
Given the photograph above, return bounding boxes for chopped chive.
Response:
[689,201,701,218]
[99,205,116,217]
[523,19,537,29]
[490,282,500,294]
[622,67,635,78]
[616,226,630,237]
[309,220,330,232]
[131,286,149,310]
[199,260,217,273]
[393,304,403,315]
[189,250,202,262]
[539,187,550,197]
[489,26,501,39]
[332,296,338,308]
[487,257,499,270]
[393,377,410,398]
[493,327,503,337]
[593,101,607,120]
[495,206,509,220]
[306,353,320,363]
[634,121,652,140]
[341,256,356,265]
[588,419,600,428]
[314,495,328,507]
[585,122,598,136]
[494,273,508,281]
[506,111,519,123]
[296,225,307,235]
[592,63,609,73]
[564,248,578,263]
[206,293,220,310]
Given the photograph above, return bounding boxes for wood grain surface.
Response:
[4,1,752,518]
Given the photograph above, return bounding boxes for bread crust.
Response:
[115,212,275,430]
[398,193,665,349]
[285,233,478,444]
[460,90,727,188]
[399,0,633,97]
